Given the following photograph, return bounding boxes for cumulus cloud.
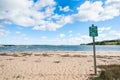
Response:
[59,6,71,12]
[74,0,120,21]
[74,1,104,21]
[0,0,74,31]
[0,0,120,31]
[0,0,35,26]
[34,0,56,9]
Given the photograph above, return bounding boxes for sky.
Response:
[0,0,120,45]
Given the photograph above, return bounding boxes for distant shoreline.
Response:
[81,39,120,45]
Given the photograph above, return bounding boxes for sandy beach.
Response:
[0,51,120,80]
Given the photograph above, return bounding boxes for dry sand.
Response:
[0,51,120,80]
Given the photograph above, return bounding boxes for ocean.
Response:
[0,45,120,52]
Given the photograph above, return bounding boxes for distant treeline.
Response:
[82,39,120,45]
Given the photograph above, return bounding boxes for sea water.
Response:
[0,45,120,52]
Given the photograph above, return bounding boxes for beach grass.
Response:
[93,64,120,80]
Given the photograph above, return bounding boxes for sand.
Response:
[0,51,120,80]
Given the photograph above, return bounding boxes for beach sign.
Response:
[89,24,98,75]
[89,24,98,37]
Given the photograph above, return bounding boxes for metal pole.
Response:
[93,36,97,75]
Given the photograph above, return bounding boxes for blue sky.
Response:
[0,0,120,45]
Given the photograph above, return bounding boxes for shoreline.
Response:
[1,51,120,52]
[1,51,120,55]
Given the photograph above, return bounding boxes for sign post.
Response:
[89,24,98,75]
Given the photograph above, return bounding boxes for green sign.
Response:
[89,24,98,37]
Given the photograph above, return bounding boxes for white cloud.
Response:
[0,0,73,31]
[33,22,62,31]
[66,27,120,44]
[60,33,65,38]
[33,15,73,31]
[96,27,120,41]
[0,0,32,11]
[1,0,75,31]
[74,1,104,21]
[98,27,111,33]
[56,15,73,26]
[0,29,9,37]
[105,0,120,8]
[0,0,35,26]
[36,28,120,44]
[74,0,120,21]
[59,6,71,12]
[0,0,120,31]
[0,0,66,31]
[34,0,56,10]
